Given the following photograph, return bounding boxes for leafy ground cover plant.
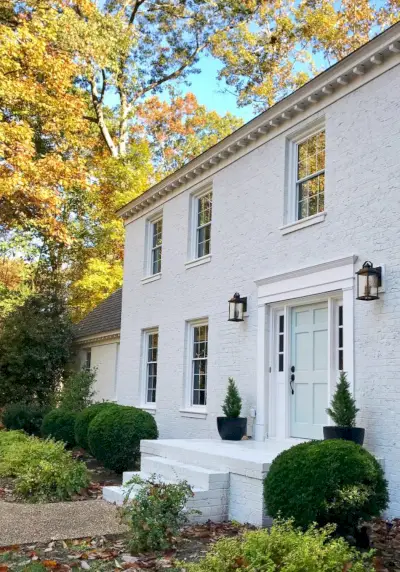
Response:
[183,520,374,572]
[0,430,89,502]
[88,405,158,472]
[41,409,77,447]
[121,474,196,553]
[2,402,49,436]
[264,440,388,538]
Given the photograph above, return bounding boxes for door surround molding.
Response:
[254,255,357,442]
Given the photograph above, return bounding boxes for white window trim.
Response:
[182,318,209,414]
[140,328,159,408]
[284,118,326,232]
[187,186,212,264]
[144,212,163,279]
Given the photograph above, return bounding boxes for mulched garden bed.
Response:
[0,522,249,571]
[0,449,122,504]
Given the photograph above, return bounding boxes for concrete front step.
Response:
[103,463,229,523]
[140,455,229,490]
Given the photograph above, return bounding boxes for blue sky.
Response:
[176,54,256,122]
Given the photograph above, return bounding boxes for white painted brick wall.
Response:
[118,64,400,517]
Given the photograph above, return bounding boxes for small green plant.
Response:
[0,430,89,502]
[41,409,77,447]
[222,377,242,418]
[264,440,388,537]
[121,474,196,553]
[58,369,97,412]
[2,402,49,436]
[327,371,359,427]
[182,520,374,571]
[88,405,158,472]
[74,401,118,452]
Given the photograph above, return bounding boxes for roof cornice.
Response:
[73,330,120,346]
[118,23,400,222]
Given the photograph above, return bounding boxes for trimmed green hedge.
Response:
[75,402,118,452]
[88,405,158,472]
[264,440,388,535]
[41,409,77,447]
[2,402,49,436]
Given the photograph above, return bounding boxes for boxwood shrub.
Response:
[75,402,118,452]
[264,440,388,536]
[41,409,77,447]
[88,405,158,472]
[2,402,49,436]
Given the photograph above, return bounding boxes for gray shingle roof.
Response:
[73,288,122,339]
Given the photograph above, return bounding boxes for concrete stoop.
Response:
[103,456,230,523]
[102,438,304,526]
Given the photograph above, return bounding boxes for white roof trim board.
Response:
[117,24,400,222]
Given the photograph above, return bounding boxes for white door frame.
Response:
[253,255,356,442]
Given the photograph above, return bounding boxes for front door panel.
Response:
[290,303,328,439]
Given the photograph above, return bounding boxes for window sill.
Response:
[141,404,156,415]
[179,407,207,419]
[185,255,212,270]
[280,211,326,235]
[141,273,162,285]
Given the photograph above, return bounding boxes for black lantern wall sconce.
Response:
[228,293,247,322]
[356,261,382,301]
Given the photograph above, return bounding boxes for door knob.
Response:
[291,365,295,373]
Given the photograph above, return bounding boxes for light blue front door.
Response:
[290,303,328,439]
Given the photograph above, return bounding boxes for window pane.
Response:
[279,354,284,372]
[152,246,162,274]
[279,315,284,333]
[197,224,211,258]
[152,219,162,248]
[198,193,212,227]
[339,305,343,326]
[146,331,158,403]
[191,324,208,406]
[339,350,344,372]
[296,131,325,220]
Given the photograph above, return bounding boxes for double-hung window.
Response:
[190,322,208,406]
[296,129,325,220]
[85,350,91,370]
[196,191,212,259]
[144,330,158,404]
[150,217,163,275]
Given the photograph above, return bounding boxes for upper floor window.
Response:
[196,191,212,259]
[151,217,163,275]
[296,130,325,220]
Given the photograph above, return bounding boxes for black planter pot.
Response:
[217,417,247,441]
[323,426,365,445]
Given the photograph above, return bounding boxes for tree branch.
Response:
[89,76,119,157]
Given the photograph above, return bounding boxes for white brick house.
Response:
[105,24,400,524]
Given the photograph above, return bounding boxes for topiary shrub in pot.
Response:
[41,409,77,447]
[324,371,365,445]
[75,401,118,452]
[264,439,388,538]
[88,404,158,473]
[217,377,247,441]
